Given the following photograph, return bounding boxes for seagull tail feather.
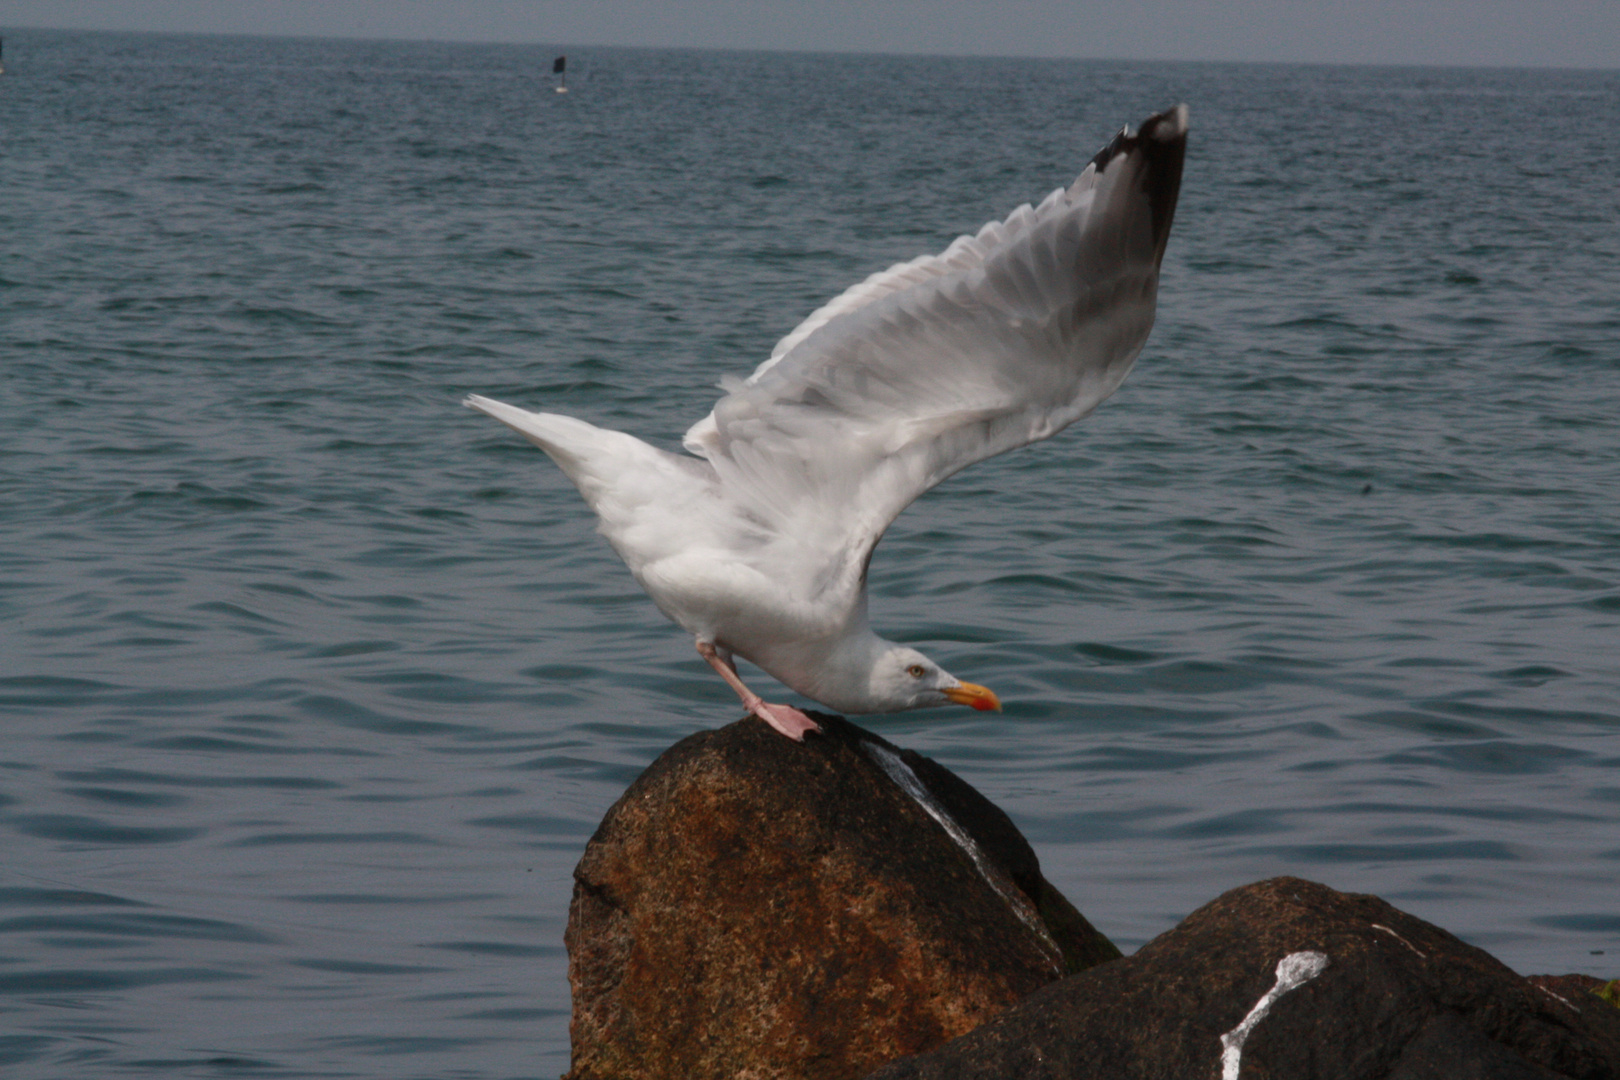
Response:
[463,394,649,502]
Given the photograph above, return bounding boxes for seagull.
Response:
[467,105,1187,741]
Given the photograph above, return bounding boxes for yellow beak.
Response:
[943,681,1002,712]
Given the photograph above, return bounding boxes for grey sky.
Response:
[2,0,1616,68]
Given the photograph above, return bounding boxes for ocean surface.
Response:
[2,28,1618,1078]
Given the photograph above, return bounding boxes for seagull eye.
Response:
[907,664,926,678]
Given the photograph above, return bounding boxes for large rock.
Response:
[563,712,1118,1080]
[866,876,1620,1080]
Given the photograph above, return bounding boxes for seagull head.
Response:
[866,645,1002,715]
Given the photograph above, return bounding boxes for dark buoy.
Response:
[553,54,567,94]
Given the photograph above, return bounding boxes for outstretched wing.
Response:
[681,105,1188,601]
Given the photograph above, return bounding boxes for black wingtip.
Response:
[1089,104,1189,266]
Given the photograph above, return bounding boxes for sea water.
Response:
[2,30,1618,1078]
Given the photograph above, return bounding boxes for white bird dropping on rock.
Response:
[1219,950,1330,1080]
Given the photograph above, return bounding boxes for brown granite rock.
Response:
[563,712,1118,1080]
[866,877,1620,1080]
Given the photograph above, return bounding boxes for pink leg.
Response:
[696,640,821,742]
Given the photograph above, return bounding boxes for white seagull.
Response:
[467,105,1187,741]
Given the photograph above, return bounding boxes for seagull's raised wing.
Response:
[681,105,1187,598]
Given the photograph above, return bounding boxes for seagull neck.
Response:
[800,627,893,712]
[831,627,890,669]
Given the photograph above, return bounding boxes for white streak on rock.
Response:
[1536,985,1580,1012]
[1371,923,1426,958]
[1219,951,1329,1080]
[861,741,1062,972]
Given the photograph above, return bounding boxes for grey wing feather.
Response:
[684,105,1188,596]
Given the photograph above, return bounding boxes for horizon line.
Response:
[3,23,1617,74]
